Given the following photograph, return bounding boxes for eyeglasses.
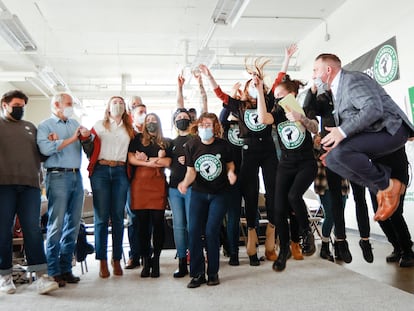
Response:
[198,123,213,129]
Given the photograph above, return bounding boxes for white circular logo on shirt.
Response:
[227,124,244,147]
[244,109,266,132]
[194,154,222,181]
[277,121,305,149]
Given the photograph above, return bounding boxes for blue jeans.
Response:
[125,187,141,261]
[90,164,129,260]
[188,190,227,278]
[0,185,47,275]
[168,187,191,258]
[320,190,347,238]
[225,183,241,256]
[45,171,84,277]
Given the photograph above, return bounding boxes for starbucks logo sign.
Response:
[374,44,398,85]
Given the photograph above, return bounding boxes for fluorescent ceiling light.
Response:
[0,11,37,51]
[191,48,216,70]
[38,67,67,90]
[212,0,250,28]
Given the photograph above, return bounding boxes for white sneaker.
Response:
[0,274,16,294]
[34,275,59,295]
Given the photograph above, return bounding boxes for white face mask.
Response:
[110,104,125,117]
[63,106,73,118]
[136,113,146,125]
[314,76,329,94]
[248,84,258,99]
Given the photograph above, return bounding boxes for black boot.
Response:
[229,253,239,266]
[173,257,188,278]
[386,248,401,263]
[272,245,290,272]
[141,257,151,278]
[302,230,316,256]
[336,240,352,263]
[320,241,334,262]
[249,254,260,266]
[151,256,160,278]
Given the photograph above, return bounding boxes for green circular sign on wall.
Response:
[374,44,398,85]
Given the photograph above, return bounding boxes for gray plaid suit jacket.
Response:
[334,69,414,138]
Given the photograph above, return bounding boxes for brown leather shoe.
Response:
[265,249,278,261]
[125,258,140,269]
[290,242,304,260]
[374,179,404,221]
[53,275,66,287]
[61,272,80,283]
[112,260,123,276]
[99,260,110,278]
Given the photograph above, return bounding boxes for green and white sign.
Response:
[344,37,400,86]
[408,86,414,123]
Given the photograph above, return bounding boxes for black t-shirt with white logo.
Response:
[271,106,314,159]
[225,95,274,139]
[222,120,243,175]
[184,137,233,194]
[169,134,194,188]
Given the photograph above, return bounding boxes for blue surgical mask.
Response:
[198,127,214,141]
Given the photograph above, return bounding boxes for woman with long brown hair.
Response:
[256,75,318,272]
[128,113,172,278]
[83,96,134,278]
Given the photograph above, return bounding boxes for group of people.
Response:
[1,45,414,294]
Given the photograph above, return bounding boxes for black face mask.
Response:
[146,122,158,133]
[175,118,190,131]
[9,106,24,120]
[274,97,284,105]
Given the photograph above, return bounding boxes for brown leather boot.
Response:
[290,242,304,260]
[99,260,110,278]
[113,260,123,276]
[246,228,258,256]
[265,223,277,261]
[247,228,260,266]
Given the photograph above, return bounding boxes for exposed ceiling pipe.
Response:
[200,23,217,50]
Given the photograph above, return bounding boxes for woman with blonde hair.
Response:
[128,113,172,278]
[81,96,134,278]
[199,44,297,266]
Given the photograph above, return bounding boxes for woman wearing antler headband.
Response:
[199,44,297,266]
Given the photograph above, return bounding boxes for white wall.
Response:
[295,0,414,237]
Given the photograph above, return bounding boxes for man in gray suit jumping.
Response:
[312,53,414,222]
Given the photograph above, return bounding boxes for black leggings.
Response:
[325,167,347,239]
[241,148,277,228]
[350,182,370,239]
[274,155,317,246]
[135,209,165,257]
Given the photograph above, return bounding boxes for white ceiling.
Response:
[0,0,346,111]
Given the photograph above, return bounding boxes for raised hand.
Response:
[285,43,298,59]
[178,74,185,87]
